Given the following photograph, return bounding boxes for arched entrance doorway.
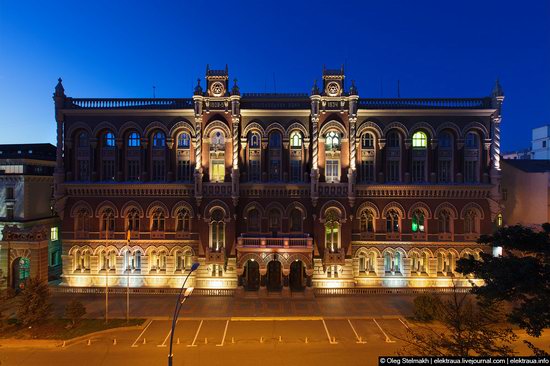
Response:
[12,257,30,290]
[243,260,260,291]
[266,260,282,291]
[289,260,305,291]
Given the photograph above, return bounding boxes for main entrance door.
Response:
[12,257,30,290]
[289,260,305,291]
[244,260,260,291]
[266,260,282,291]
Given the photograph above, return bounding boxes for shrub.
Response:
[65,299,86,327]
[16,278,52,326]
[413,293,442,322]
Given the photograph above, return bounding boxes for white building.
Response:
[531,125,550,160]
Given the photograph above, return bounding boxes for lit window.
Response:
[325,131,340,150]
[411,210,425,232]
[465,132,478,148]
[153,131,166,148]
[290,132,302,148]
[50,227,59,241]
[211,159,225,182]
[103,132,115,148]
[211,131,224,147]
[178,133,190,149]
[128,132,141,147]
[361,133,374,149]
[324,209,341,253]
[249,132,260,148]
[497,213,503,227]
[412,131,427,148]
[386,210,400,233]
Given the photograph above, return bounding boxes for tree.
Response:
[413,293,441,322]
[457,224,550,338]
[398,285,517,356]
[16,277,52,326]
[65,299,86,327]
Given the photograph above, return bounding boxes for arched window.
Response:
[497,213,503,227]
[100,250,116,271]
[360,210,374,233]
[290,131,303,182]
[178,133,191,149]
[289,209,302,232]
[101,208,115,234]
[411,252,421,273]
[247,208,260,232]
[176,209,190,232]
[76,132,90,181]
[268,209,281,232]
[210,130,225,182]
[151,209,165,231]
[325,131,341,183]
[103,131,115,148]
[247,132,261,182]
[176,250,193,271]
[385,209,400,233]
[464,132,480,183]
[101,131,116,181]
[367,251,376,272]
[268,131,282,181]
[439,210,451,233]
[211,130,224,147]
[127,208,140,232]
[324,209,341,253]
[78,132,89,148]
[76,208,90,232]
[394,252,401,273]
[438,131,453,183]
[386,131,401,182]
[384,252,401,273]
[128,132,141,147]
[464,209,478,234]
[359,133,376,183]
[412,131,428,182]
[134,251,142,270]
[411,210,425,233]
[412,131,427,148]
[446,253,454,273]
[153,131,166,148]
[210,209,225,251]
[437,252,445,273]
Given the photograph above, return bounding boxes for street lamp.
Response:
[168,262,199,366]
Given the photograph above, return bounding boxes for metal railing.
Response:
[66,98,194,109]
[358,97,492,109]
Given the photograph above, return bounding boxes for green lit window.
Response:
[411,210,425,233]
[50,227,58,241]
[412,131,427,148]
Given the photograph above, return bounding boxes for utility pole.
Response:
[105,220,109,324]
[126,230,131,323]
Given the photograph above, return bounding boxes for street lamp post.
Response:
[168,262,199,366]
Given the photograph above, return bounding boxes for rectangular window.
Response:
[127,160,140,181]
[290,159,302,182]
[544,141,547,148]
[359,161,375,183]
[211,159,225,182]
[269,159,281,181]
[6,206,14,220]
[177,160,191,181]
[438,160,451,183]
[5,187,14,200]
[326,159,340,183]
[77,160,90,181]
[50,251,59,266]
[248,160,261,182]
[412,160,425,182]
[464,160,478,183]
[152,160,165,181]
[102,160,115,181]
[387,160,400,182]
[50,227,58,241]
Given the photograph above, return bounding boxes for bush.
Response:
[413,293,442,322]
[65,299,86,327]
[16,278,52,327]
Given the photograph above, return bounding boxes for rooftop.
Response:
[0,143,56,161]
[503,159,550,173]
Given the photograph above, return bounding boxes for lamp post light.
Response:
[168,262,199,366]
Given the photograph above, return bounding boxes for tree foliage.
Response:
[399,286,516,356]
[413,293,442,322]
[65,299,86,327]
[457,224,550,337]
[16,277,52,326]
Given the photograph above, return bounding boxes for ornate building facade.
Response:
[53,66,505,293]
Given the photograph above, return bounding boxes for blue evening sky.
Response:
[0,0,548,152]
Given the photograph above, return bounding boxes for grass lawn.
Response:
[1,318,145,340]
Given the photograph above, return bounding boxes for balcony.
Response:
[323,248,346,265]
[237,236,313,249]
[206,247,225,264]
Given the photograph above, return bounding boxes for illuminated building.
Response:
[52,66,504,293]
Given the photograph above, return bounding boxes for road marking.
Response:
[347,319,366,344]
[398,318,411,330]
[321,318,338,344]
[230,316,323,321]
[131,320,153,348]
[158,320,177,347]
[373,318,395,343]
[216,320,229,347]
[187,320,203,347]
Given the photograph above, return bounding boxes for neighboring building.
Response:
[0,144,62,290]
[501,159,550,226]
[52,67,505,293]
[502,148,532,160]
[531,125,550,159]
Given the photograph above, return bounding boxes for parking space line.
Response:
[131,320,153,348]
[347,319,366,344]
[187,320,203,347]
[398,318,411,330]
[372,318,396,343]
[216,320,229,347]
[321,318,338,344]
[158,320,177,347]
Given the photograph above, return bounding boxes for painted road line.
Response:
[321,318,338,344]
[398,318,411,330]
[373,318,395,343]
[131,320,153,348]
[230,316,323,321]
[158,319,177,348]
[347,319,366,344]
[187,320,203,347]
[216,320,229,347]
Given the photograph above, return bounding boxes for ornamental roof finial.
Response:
[54,77,65,97]
[231,78,240,96]
[349,80,358,95]
[492,78,504,97]
[194,78,203,95]
[311,79,320,95]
